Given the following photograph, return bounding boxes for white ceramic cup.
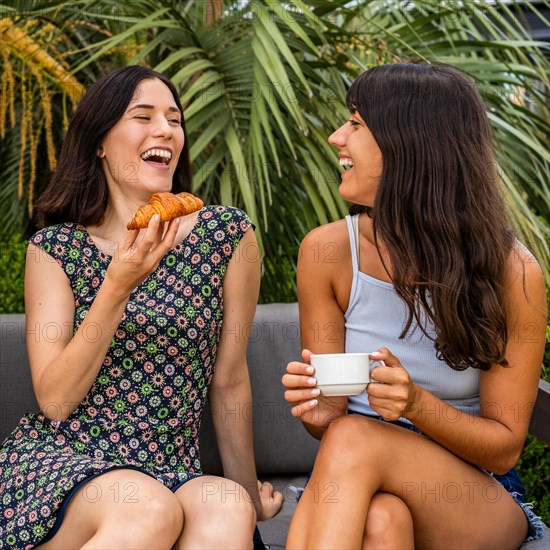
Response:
[309,352,385,396]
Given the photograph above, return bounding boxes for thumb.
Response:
[121,228,140,252]
[302,349,312,364]
[370,347,399,368]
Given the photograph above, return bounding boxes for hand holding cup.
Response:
[310,352,385,396]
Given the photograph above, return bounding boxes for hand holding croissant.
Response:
[127,192,204,230]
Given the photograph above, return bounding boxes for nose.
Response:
[152,116,173,139]
[328,123,348,148]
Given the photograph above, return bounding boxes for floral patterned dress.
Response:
[0,205,253,549]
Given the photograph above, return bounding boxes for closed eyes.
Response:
[134,115,182,125]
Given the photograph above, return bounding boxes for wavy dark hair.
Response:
[36,66,191,228]
[348,63,515,371]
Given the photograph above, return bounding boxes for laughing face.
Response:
[328,111,383,207]
[99,77,185,200]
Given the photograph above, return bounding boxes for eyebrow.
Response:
[127,104,180,113]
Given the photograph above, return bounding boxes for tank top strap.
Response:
[345,214,360,275]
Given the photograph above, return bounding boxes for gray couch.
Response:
[0,304,547,549]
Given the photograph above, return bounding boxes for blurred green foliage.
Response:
[517,433,550,526]
[0,235,26,314]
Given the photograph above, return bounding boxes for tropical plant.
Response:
[1,0,549,302]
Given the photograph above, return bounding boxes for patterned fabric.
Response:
[0,205,253,549]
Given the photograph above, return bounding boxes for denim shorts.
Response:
[297,415,545,544]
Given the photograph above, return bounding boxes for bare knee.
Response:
[366,493,412,535]
[203,479,256,529]
[176,478,256,547]
[90,469,183,548]
[319,415,379,467]
[129,489,184,542]
[363,493,414,549]
[91,493,183,548]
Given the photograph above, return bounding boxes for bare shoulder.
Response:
[297,219,353,311]
[298,219,351,267]
[504,241,546,316]
[25,242,73,316]
[505,241,544,284]
[25,242,71,289]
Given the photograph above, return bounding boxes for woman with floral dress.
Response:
[0,65,282,549]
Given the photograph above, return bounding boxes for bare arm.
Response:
[26,217,179,421]
[369,246,547,473]
[283,225,349,439]
[208,228,282,520]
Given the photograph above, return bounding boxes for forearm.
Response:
[209,380,262,514]
[405,386,525,473]
[36,278,130,420]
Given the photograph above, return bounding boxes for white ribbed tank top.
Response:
[345,215,480,420]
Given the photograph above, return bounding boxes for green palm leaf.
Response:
[2,0,549,298]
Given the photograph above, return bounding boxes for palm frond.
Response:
[2,0,548,297]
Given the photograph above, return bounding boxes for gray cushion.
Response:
[199,303,320,475]
[0,314,36,441]
[0,307,320,476]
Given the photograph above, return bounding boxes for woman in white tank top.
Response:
[283,64,546,549]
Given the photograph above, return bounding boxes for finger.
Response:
[162,217,180,246]
[153,218,180,254]
[284,388,320,404]
[121,228,140,252]
[371,363,411,385]
[291,399,318,418]
[268,489,284,507]
[301,348,313,364]
[259,481,274,494]
[282,373,317,390]
[142,214,174,258]
[286,361,314,376]
[366,378,391,397]
[133,214,161,252]
[151,218,166,249]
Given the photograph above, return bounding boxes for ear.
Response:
[97,146,105,159]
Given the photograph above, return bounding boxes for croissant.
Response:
[127,192,204,230]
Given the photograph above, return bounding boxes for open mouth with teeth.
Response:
[140,148,172,165]
[339,158,354,171]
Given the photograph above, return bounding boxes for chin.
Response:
[144,182,173,195]
[338,189,373,209]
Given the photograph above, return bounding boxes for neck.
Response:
[85,199,139,243]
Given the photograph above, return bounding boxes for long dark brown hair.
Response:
[348,63,515,371]
[36,66,191,228]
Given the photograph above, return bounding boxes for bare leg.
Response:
[362,492,414,550]
[37,468,183,549]
[287,416,528,550]
[171,475,256,549]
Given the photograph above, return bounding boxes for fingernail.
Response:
[311,388,320,397]
[305,366,314,374]
[310,399,318,407]
[153,214,160,222]
[307,377,316,385]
